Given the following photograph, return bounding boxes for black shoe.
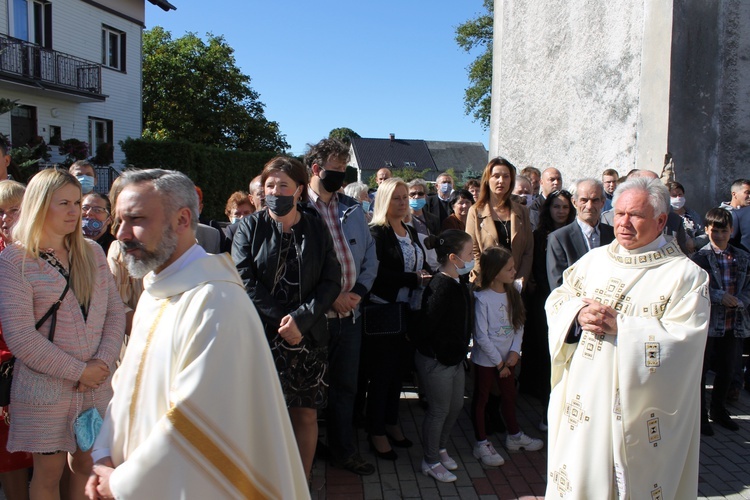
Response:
[332,454,376,475]
[368,435,398,460]
[386,433,413,448]
[701,418,715,436]
[710,408,740,431]
[727,388,740,403]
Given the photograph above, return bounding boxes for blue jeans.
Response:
[326,315,363,460]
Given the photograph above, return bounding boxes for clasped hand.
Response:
[278,315,302,345]
[577,298,618,335]
[78,359,110,392]
[85,457,115,499]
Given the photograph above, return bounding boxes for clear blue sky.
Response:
[145,1,490,156]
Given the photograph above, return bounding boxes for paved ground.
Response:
[312,373,750,500]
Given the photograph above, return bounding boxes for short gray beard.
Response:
[122,224,179,279]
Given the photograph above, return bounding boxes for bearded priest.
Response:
[86,169,308,499]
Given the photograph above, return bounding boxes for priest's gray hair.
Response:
[611,177,670,218]
[117,168,200,230]
[569,178,605,201]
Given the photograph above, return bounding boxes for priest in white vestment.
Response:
[87,169,308,499]
[545,177,709,500]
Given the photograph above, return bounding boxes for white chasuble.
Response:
[545,238,709,500]
[94,250,309,499]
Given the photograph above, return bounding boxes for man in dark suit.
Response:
[731,205,750,252]
[547,178,614,290]
[425,172,454,224]
[530,167,563,212]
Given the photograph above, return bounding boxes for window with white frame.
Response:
[9,0,51,47]
[89,117,113,163]
[101,25,126,71]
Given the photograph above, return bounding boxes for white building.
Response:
[0,0,174,171]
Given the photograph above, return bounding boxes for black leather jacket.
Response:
[231,209,342,347]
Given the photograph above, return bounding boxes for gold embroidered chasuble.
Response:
[545,237,709,499]
[94,252,308,499]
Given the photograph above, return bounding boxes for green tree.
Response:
[455,0,493,129]
[328,127,361,146]
[142,27,289,152]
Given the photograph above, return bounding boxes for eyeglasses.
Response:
[82,205,109,216]
[409,191,426,198]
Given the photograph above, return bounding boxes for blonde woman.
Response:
[364,178,431,460]
[0,169,125,500]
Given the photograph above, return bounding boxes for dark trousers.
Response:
[362,333,406,436]
[325,315,363,460]
[702,334,743,418]
[472,363,519,440]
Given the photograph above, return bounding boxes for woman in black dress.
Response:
[232,157,341,480]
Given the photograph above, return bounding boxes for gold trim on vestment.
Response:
[128,300,169,437]
[167,406,269,499]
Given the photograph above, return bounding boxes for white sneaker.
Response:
[506,432,544,451]
[421,460,457,482]
[472,441,505,466]
[538,420,548,432]
[438,449,458,470]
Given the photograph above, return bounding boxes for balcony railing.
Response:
[0,34,103,96]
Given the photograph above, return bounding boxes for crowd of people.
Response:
[0,134,748,497]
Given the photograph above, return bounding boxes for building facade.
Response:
[0,0,172,169]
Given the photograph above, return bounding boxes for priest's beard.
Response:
[121,224,179,279]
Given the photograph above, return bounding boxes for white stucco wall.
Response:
[490,1,648,180]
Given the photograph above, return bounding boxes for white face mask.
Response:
[670,196,686,210]
[454,256,475,275]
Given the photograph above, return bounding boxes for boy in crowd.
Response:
[692,208,750,435]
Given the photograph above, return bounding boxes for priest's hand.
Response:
[86,458,115,499]
[78,360,110,391]
[279,315,303,345]
[578,299,618,335]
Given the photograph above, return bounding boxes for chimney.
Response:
[389,133,395,141]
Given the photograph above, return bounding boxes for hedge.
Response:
[121,138,276,221]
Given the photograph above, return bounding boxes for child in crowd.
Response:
[691,208,750,436]
[471,247,543,467]
[415,230,475,483]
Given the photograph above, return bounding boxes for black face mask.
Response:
[320,168,346,193]
[265,194,296,217]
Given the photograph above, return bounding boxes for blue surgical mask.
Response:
[455,256,475,276]
[409,198,427,211]
[77,175,95,194]
[361,200,371,212]
[230,217,240,224]
[440,182,452,195]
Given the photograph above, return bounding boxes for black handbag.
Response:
[362,302,409,336]
[0,281,69,407]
